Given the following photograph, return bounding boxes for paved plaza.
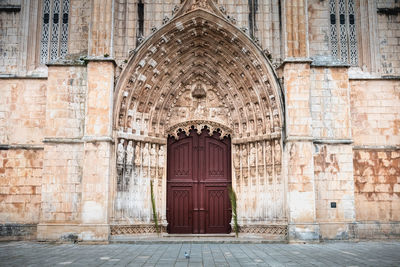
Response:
[0,241,400,266]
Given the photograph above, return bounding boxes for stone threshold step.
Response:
[164,233,236,237]
[109,235,287,244]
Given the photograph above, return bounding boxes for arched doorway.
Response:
[111,0,286,238]
[167,127,231,234]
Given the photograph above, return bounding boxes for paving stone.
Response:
[0,241,400,266]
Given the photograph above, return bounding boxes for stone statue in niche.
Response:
[275,141,281,164]
[117,139,125,165]
[233,145,240,167]
[249,120,255,135]
[143,143,150,166]
[258,142,263,165]
[126,141,134,166]
[134,142,141,166]
[124,141,134,188]
[266,141,272,165]
[116,139,125,191]
[150,144,157,167]
[158,145,165,167]
[127,116,132,128]
[249,143,256,166]
[242,144,248,164]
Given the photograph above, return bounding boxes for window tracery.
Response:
[329,0,358,65]
[40,0,70,64]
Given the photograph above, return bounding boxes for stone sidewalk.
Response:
[0,241,400,266]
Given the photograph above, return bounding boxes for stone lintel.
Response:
[353,145,400,150]
[116,132,167,144]
[232,133,281,144]
[82,136,113,143]
[349,75,400,81]
[313,139,353,145]
[278,58,313,68]
[285,136,314,142]
[0,144,44,150]
[0,5,21,12]
[310,63,351,68]
[0,74,47,79]
[43,138,84,144]
[84,57,117,66]
[46,61,86,67]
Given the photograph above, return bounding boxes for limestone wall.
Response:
[350,79,400,238]
[377,7,400,75]
[0,78,46,239]
[0,8,21,74]
[307,0,330,58]
[310,67,351,139]
[350,80,400,146]
[45,66,87,138]
[68,0,90,56]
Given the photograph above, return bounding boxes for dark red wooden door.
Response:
[167,128,231,234]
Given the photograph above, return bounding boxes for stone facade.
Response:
[0,0,399,242]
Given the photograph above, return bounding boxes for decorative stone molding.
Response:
[166,120,233,140]
[110,225,166,235]
[239,225,288,237]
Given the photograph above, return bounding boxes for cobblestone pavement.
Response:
[0,241,400,267]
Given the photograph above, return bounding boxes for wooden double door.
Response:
[167,128,232,234]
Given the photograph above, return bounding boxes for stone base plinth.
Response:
[37,224,110,242]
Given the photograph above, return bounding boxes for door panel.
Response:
[168,187,193,233]
[167,128,231,234]
[205,187,230,233]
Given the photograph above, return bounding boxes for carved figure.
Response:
[158,145,165,167]
[134,142,141,165]
[143,143,150,166]
[117,139,125,165]
[250,143,256,166]
[258,142,263,165]
[275,142,281,164]
[242,144,248,164]
[233,145,240,167]
[126,141,134,165]
[150,144,157,166]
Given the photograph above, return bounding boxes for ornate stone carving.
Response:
[111,225,167,235]
[126,141,134,165]
[239,225,288,237]
[158,145,165,167]
[166,120,232,140]
[134,142,141,166]
[117,139,125,165]
[142,143,149,166]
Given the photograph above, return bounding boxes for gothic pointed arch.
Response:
[113,0,284,139]
[112,0,286,231]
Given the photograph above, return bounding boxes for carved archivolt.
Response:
[166,120,233,139]
[113,2,284,140]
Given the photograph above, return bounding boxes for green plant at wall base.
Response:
[228,186,239,237]
[150,180,160,236]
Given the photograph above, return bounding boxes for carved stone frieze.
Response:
[111,225,167,235]
[239,225,288,237]
[166,120,233,140]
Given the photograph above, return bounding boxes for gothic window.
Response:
[329,0,358,65]
[40,0,70,64]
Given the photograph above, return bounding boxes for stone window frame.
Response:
[329,0,359,65]
[39,0,70,64]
